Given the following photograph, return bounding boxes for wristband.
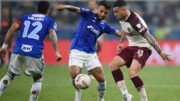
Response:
[2,43,8,49]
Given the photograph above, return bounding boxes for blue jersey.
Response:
[70,8,116,53]
[13,13,57,58]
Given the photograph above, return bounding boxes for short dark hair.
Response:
[113,0,127,8]
[98,1,111,9]
[37,1,49,14]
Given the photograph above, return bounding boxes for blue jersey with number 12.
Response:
[13,13,57,58]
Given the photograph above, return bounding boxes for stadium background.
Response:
[0,0,180,101]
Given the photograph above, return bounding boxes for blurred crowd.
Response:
[1,1,180,40]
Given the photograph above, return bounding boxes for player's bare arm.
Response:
[0,23,20,56]
[113,30,126,51]
[56,4,80,13]
[49,29,62,61]
[143,31,172,61]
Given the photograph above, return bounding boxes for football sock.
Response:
[131,76,148,101]
[75,89,82,101]
[117,80,128,95]
[137,86,148,101]
[97,81,106,101]
[112,69,129,95]
[0,73,13,96]
[112,69,124,83]
[71,78,82,101]
[71,78,79,90]
[30,78,42,101]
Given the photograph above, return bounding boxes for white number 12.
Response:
[22,20,42,40]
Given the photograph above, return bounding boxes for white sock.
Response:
[117,80,128,95]
[30,78,42,101]
[71,78,82,101]
[75,89,82,101]
[97,81,106,101]
[0,74,13,96]
[137,86,148,101]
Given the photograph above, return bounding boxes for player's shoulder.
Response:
[81,8,94,15]
[126,12,147,28]
[126,12,144,24]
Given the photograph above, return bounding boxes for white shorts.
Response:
[8,53,44,76]
[69,49,102,71]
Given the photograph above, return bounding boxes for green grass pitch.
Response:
[0,65,180,101]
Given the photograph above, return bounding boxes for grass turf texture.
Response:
[0,65,180,101]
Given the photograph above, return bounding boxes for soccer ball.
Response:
[75,73,91,89]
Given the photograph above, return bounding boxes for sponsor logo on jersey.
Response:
[21,44,33,52]
[87,25,100,35]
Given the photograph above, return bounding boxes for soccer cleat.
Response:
[123,93,133,101]
[75,89,82,101]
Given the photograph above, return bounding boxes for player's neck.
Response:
[123,10,130,21]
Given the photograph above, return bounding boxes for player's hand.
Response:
[56,4,67,11]
[160,51,172,62]
[0,48,6,57]
[55,51,62,61]
[117,43,123,52]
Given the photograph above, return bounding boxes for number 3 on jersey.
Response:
[22,20,42,40]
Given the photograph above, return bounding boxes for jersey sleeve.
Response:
[48,19,57,32]
[15,16,24,27]
[80,8,93,17]
[130,14,147,36]
[15,20,21,27]
[103,23,116,35]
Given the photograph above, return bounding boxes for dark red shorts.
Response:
[118,46,152,68]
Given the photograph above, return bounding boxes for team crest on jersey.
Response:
[21,44,33,52]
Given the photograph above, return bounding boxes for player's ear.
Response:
[46,9,50,16]
[35,9,38,13]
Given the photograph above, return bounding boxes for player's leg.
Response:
[69,65,82,101]
[0,71,15,96]
[0,53,24,96]
[69,49,84,101]
[25,56,44,101]
[129,59,147,101]
[109,56,132,100]
[90,67,105,101]
[84,52,105,101]
[109,47,133,101]
[30,74,43,101]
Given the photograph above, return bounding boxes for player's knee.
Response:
[109,60,120,71]
[109,56,124,71]
[33,75,42,82]
[128,70,138,78]
[96,74,105,82]
[70,72,79,79]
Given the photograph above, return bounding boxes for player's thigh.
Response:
[109,56,126,71]
[25,56,44,76]
[69,65,82,79]
[68,49,84,68]
[84,53,102,71]
[8,53,25,75]
[90,66,105,82]
[129,59,142,78]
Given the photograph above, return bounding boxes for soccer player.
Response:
[110,0,172,101]
[56,1,126,101]
[0,1,62,101]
